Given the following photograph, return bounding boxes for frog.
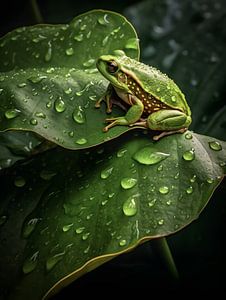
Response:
[95,50,192,140]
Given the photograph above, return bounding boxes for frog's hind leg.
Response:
[95,84,113,113]
[153,128,187,141]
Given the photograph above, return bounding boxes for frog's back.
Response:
[117,55,191,115]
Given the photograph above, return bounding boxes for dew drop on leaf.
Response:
[133,146,170,165]
[64,87,72,95]
[185,132,193,139]
[54,97,66,113]
[28,75,47,83]
[101,167,113,179]
[65,47,74,56]
[190,175,197,182]
[206,178,214,184]
[45,41,52,62]
[22,218,39,238]
[17,82,27,88]
[22,251,39,274]
[40,170,56,180]
[72,106,85,124]
[122,195,138,217]
[186,186,193,194]
[82,232,90,240]
[182,149,195,161]
[46,101,52,109]
[46,252,65,272]
[14,176,26,187]
[75,138,87,145]
[30,118,38,125]
[209,141,222,151]
[119,239,127,247]
[148,198,157,207]
[97,14,109,25]
[158,219,164,225]
[83,59,95,67]
[121,177,137,189]
[4,108,20,119]
[35,112,46,118]
[62,223,73,232]
[75,227,85,234]
[117,149,127,158]
[102,36,109,46]
[124,38,138,50]
[159,186,169,194]
[74,34,83,41]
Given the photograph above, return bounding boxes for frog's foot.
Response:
[153,128,187,141]
[103,117,128,132]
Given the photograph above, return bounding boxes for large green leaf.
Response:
[125,0,226,140]
[0,10,140,149]
[0,130,225,299]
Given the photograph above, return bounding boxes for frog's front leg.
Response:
[103,95,144,132]
[147,109,192,140]
[95,84,113,113]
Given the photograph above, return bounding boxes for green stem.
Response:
[29,0,44,24]
[153,237,179,280]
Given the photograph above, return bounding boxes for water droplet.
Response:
[174,172,179,179]
[166,200,172,205]
[159,186,169,194]
[30,118,38,125]
[117,149,127,158]
[119,239,127,246]
[158,219,164,225]
[40,170,56,180]
[72,106,85,124]
[101,200,108,206]
[182,149,195,161]
[171,96,176,102]
[186,186,193,194]
[45,41,52,62]
[185,132,193,139]
[28,75,47,83]
[65,47,74,56]
[22,218,39,238]
[157,165,163,171]
[190,175,197,183]
[209,141,222,151]
[74,34,83,41]
[133,146,170,165]
[219,161,226,167]
[0,215,7,226]
[62,223,73,232]
[75,227,85,234]
[46,101,52,109]
[121,177,137,189]
[84,245,90,254]
[22,251,39,274]
[83,59,95,67]
[125,38,138,50]
[14,176,26,187]
[97,14,110,25]
[54,97,66,113]
[76,82,94,96]
[75,138,87,145]
[64,87,72,94]
[122,195,138,217]
[108,192,115,198]
[46,252,65,271]
[206,178,214,184]
[0,88,3,94]
[17,83,27,88]
[4,108,20,119]
[148,198,157,207]
[101,167,113,179]
[102,36,109,46]
[82,232,90,240]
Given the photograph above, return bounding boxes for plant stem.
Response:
[29,0,44,24]
[153,237,179,280]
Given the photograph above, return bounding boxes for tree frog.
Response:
[95,50,192,140]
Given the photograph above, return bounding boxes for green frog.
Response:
[95,50,191,140]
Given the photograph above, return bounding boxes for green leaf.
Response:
[0,10,139,149]
[0,131,42,169]
[0,131,225,299]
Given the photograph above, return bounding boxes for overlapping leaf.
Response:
[0,10,140,149]
[0,131,225,299]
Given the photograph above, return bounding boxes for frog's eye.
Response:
[107,60,118,73]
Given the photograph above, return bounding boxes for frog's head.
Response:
[96,51,130,92]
